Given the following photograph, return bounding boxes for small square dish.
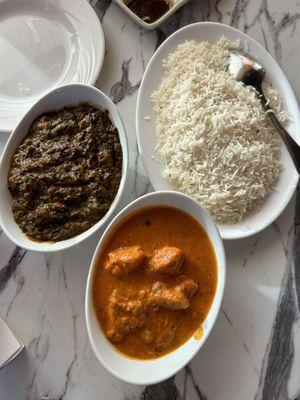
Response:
[113,0,190,29]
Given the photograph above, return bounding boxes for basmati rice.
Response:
[152,38,287,223]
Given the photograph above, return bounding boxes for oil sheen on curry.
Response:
[92,206,218,359]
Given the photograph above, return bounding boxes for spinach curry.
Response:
[8,103,122,242]
[93,206,218,360]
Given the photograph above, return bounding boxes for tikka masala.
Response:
[93,206,218,359]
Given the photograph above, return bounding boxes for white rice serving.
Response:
[151,37,287,223]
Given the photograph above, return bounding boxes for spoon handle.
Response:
[258,90,300,174]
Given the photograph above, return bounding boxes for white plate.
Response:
[0,0,105,133]
[86,191,226,384]
[136,22,300,240]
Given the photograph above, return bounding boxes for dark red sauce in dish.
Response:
[127,0,170,23]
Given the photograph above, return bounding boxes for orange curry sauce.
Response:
[92,206,218,359]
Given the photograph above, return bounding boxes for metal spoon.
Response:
[229,49,300,173]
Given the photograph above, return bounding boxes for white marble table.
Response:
[1,1,300,399]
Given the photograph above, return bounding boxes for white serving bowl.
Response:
[85,190,226,385]
[0,84,128,252]
[113,0,190,30]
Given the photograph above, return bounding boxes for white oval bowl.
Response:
[136,22,300,240]
[85,190,226,385]
[0,84,128,252]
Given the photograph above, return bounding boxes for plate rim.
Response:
[136,21,300,240]
[0,0,105,133]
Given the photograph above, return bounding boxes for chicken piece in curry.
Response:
[93,206,218,359]
[149,246,184,275]
[104,245,145,277]
[150,279,198,310]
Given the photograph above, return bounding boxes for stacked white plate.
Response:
[0,0,105,132]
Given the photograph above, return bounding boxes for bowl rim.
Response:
[85,190,226,385]
[0,83,129,252]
